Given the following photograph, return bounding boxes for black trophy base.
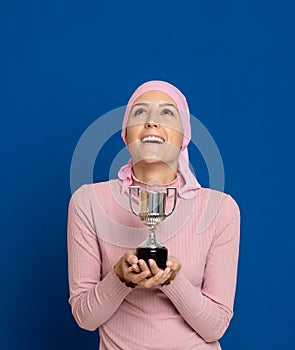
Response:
[136,246,168,270]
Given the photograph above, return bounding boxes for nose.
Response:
[144,120,160,129]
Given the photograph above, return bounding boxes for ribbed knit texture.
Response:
[67,179,240,350]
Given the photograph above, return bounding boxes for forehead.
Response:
[132,90,177,106]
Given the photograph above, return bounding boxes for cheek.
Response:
[176,134,184,149]
[168,130,183,149]
[125,133,133,146]
[125,125,140,145]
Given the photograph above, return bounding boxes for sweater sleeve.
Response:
[158,194,240,342]
[67,185,132,331]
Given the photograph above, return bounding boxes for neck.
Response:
[132,160,178,185]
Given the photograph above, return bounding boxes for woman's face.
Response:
[126,90,184,166]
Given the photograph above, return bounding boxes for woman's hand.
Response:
[162,256,182,285]
[114,251,151,286]
[135,256,182,288]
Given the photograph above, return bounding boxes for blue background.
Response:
[1,1,294,349]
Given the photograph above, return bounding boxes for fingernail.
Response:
[149,259,154,266]
[166,268,171,274]
[167,261,173,267]
[131,258,136,264]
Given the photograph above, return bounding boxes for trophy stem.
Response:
[136,225,168,269]
[149,226,156,247]
[138,225,163,249]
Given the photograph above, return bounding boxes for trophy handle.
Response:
[165,187,177,217]
[129,186,140,216]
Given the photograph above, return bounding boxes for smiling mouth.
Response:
[141,136,165,144]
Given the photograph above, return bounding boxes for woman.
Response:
[67,80,240,350]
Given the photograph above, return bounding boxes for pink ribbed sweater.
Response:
[67,178,240,350]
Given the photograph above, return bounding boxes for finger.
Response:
[163,271,175,284]
[125,251,138,265]
[166,260,173,267]
[162,270,179,285]
[138,270,165,288]
[159,268,173,283]
[166,259,181,272]
[127,264,141,273]
[152,269,172,286]
[126,260,152,281]
[138,259,151,272]
[133,264,141,273]
[171,262,180,271]
[129,269,151,284]
[148,259,162,275]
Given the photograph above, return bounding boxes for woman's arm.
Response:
[67,186,133,331]
[158,195,240,343]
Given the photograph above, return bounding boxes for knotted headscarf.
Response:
[118,80,201,199]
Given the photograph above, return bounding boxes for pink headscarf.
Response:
[118,80,201,199]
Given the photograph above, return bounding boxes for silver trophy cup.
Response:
[129,186,177,269]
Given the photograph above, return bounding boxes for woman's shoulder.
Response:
[69,179,121,206]
[196,187,240,217]
[72,178,119,193]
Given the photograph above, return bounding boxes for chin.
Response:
[137,157,162,165]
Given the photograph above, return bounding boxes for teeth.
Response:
[141,136,164,144]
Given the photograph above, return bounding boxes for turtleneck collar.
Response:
[130,172,183,198]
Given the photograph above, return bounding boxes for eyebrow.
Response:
[130,102,179,112]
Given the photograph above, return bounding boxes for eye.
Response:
[134,108,148,116]
[161,108,174,116]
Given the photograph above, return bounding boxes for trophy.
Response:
[129,186,177,269]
